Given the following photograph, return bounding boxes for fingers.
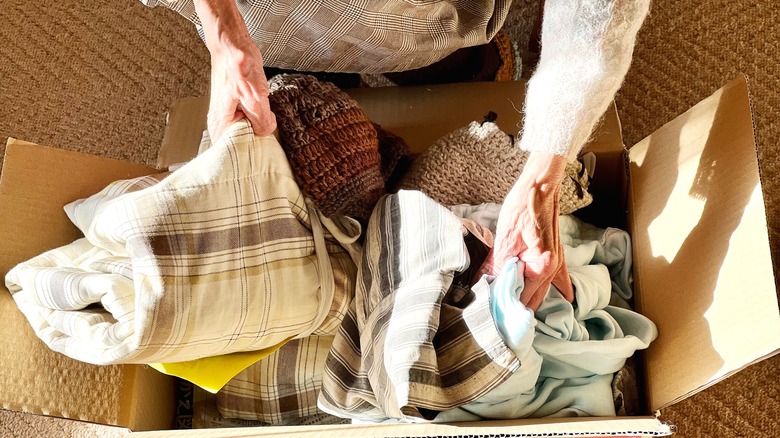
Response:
[519,247,573,311]
[240,95,277,137]
[207,41,277,141]
[519,264,551,311]
[208,99,244,144]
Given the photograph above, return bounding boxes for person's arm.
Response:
[520,0,651,160]
[194,0,276,141]
[481,0,651,310]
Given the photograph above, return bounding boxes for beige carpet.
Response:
[1,0,779,436]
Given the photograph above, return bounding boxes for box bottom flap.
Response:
[627,75,780,411]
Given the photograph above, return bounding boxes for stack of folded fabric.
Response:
[4,75,655,428]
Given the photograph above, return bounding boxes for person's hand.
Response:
[208,40,277,142]
[194,0,276,142]
[477,151,574,311]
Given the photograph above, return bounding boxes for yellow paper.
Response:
[149,342,287,393]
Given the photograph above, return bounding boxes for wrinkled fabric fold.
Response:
[318,190,518,422]
[436,215,656,421]
[5,121,357,369]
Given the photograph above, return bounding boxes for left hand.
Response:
[194,0,277,142]
[477,151,575,311]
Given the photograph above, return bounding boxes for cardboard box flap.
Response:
[628,75,780,411]
[347,81,524,154]
[159,81,625,167]
[0,139,174,431]
[158,97,210,168]
[157,81,625,230]
[128,417,672,437]
[159,82,529,167]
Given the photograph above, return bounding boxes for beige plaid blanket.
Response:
[141,0,512,73]
[5,121,357,365]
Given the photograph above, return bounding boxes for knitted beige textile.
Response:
[398,121,593,215]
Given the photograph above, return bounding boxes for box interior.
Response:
[0,77,774,436]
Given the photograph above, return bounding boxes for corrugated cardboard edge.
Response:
[128,417,672,437]
[628,74,780,411]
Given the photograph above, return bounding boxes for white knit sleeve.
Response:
[518,0,651,161]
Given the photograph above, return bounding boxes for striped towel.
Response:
[5,121,357,365]
[318,190,519,421]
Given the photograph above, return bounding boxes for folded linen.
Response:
[5,121,357,367]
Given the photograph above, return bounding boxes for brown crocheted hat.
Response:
[268,74,408,221]
[398,120,593,215]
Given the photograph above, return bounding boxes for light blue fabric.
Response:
[559,215,633,301]
[434,215,657,421]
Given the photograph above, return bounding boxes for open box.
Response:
[1,76,778,436]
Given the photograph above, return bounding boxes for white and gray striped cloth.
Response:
[141,0,512,73]
[318,190,519,421]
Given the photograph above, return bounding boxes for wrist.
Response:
[522,151,567,186]
[195,0,252,56]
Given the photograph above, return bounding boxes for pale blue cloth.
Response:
[435,214,657,421]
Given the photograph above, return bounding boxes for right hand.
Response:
[208,39,277,142]
[477,151,575,311]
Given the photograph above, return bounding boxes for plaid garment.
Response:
[217,335,341,424]
[318,190,520,421]
[5,121,356,365]
[141,0,512,73]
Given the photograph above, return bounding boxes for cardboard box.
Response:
[1,76,777,437]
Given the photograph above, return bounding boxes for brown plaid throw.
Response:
[141,0,512,73]
[318,190,519,421]
[5,121,356,365]
[217,336,338,424]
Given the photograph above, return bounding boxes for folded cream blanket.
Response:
[5,121,357,365]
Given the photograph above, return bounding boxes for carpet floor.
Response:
[1,1,778,436]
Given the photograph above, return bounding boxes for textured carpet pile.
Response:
[1,0,779,436]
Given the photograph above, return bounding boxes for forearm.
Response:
[193,0,252,55]
[519,0,651,162]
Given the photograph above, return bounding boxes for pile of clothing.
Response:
[5,75,656,426]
